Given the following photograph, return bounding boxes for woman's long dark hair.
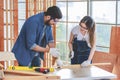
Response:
[80,16,96,47]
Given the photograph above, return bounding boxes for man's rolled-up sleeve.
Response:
[30,43,37,50]
[48,28,54,43]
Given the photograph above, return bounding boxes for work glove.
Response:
[49,48,60,58]
[69,51,74,59]
[81,60,91,67]
[56,59,63,68]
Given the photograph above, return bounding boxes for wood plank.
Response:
[4,70,43,76]
[4,66,59,79]
[34,0,36,14]
[26,0,29,19]
[4,76,46,80]
[62,63,111,69]
[92,51,117,72]
[5,0,9,51]
[0,0,4,51]
[112,56,120,80]
[10,0,13,49]
[13,0,18,42]
[4,70,60,80]
[110,26,120,55]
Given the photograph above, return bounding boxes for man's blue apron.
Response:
[71,37,91,64]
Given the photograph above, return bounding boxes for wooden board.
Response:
[2,76,46,80]
[3,69,60,80]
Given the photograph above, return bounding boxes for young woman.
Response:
[68,16,96,66]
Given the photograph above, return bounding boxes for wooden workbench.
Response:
[2,65,117,80]
[0,52,117,80]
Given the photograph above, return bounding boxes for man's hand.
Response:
[49,48,60,58]
[45,47,50,52]
[69,51,74,59]
[81,60,91,67]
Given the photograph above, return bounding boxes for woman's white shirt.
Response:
[71,25,91,48]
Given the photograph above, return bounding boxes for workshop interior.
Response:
[0,0,120,80]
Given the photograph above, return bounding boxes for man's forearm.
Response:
[31,45,49,52]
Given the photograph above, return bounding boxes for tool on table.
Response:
[34,68,49,74]
[80,62,111,67]
[90,62,111,66]
[34,67,55,74]
[8,66,54,74]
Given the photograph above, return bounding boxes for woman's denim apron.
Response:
[71,37,91,64]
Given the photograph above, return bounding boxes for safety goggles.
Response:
[50,17,59,23]
[79,24,88,31]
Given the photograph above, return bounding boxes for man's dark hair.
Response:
[45,6,62,19]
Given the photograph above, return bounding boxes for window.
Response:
[92,1,116,24]
[96,24,113,52]
[91,1,117,52]
[56,0,87,63]
[68,2,87,22]
[18,0,26,32]
[56,0,120,62]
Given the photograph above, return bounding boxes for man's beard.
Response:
[45,19,51,26]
